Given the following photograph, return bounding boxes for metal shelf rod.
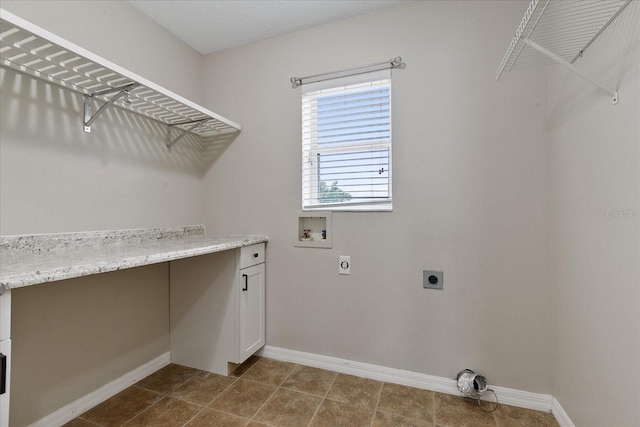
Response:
[290,57,402,89]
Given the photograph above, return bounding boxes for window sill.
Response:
[303,204,392,213]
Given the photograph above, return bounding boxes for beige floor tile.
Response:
[79,386,162,426]
[373,411,435,427]
[310,399,374,427]
[209,379,277,418]
[494,404,559,427]
[240,358,297,386]
[281,365,338,396]
[253,388,322,427]
[65,362,562,427]
[135,363,200,395]
[185,407,250,427]
[377,383,434,421]
[325,373,383,408]
[434,393,497,427]
[123,397,201,426]
[172,370,236,405]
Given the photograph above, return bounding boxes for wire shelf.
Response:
[496,0,632,80]
[0,8,241,144]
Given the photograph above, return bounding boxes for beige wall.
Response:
[201,1,553,393]
[3,1,637,424]
[548,3,640,426]
[10,266,169,426]
[0,0,208,235]
[0,2,205,425]
[0,66,206,235]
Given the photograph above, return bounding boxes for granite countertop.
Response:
[0,225,268,291]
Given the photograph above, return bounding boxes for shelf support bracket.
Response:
[83,83,138,132]
[166,118,212,151]
[523,38,618,104]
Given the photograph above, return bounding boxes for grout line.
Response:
[433,389,436,426]
[278,384,337,400]
[134,366,218,427]
[368,381,385,427]
[323,371,340,398]
[121,396,166,426]
[115,389,164,426]
[244,361,299,425]
[306,372,338,426]
[194,406,253,426]
[239,356,265,378]
[170,370,201,395]
[306,401,322,427]
[279,361,300,386]
[246,385,280,425]
[181,404,206,427]
[131,384,165,395]
[205,375,241,407]
[276,366,339,400]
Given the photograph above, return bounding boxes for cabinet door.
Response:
[237,263,265,363]
[0,338,10,427]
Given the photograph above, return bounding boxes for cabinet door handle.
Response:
[242,274,248,291]
[253,253,259,258]
[0,352,6,395]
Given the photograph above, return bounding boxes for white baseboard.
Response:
[28,346,574,427]
[29,352,171,427]
[259,345,554,412]
[552,397,575,427]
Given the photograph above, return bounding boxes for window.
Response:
[301,70,392,211]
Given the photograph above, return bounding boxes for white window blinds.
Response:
[301,70,392,211]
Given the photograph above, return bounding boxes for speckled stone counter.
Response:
[0,226,268,290]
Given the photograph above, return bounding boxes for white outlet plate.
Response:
[339,256,351,275]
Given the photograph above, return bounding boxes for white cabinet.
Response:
[0,289,11,427]
[237,246,265,363]
[170,243,266,375]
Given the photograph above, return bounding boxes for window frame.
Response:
[301,70,393,212]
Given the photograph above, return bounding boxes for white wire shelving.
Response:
[0,8,241,149]
[496,0,632,104]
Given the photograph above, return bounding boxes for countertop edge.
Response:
[0,225,206,253]
[0,234,268,291]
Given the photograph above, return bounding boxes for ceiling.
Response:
[127,0,413,55]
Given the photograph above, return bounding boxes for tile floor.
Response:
[65,357,559,427]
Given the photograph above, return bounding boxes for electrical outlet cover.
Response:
[423,270,443,290]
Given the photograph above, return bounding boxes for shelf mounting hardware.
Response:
[496,0,631,105]
[166,118,212,151]
[523,39,618,104]
[83,83,139,132]
[1,8,241,147]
